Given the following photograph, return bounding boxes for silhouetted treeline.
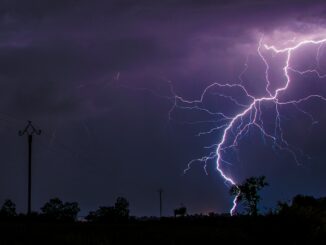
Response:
[277,194,326,236]
[0,194,325,222]
[0,194,324,244]
[0,196,130,223]
[40,198,80,221]
[0,197,80,222]
[85,197,130,223]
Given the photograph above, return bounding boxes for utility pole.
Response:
[19,121,41,215]
[158,188,163,218]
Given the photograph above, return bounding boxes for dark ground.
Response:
[0,216,324,245]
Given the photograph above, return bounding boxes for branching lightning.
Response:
[167,36,326,215]
[119,36,326,215]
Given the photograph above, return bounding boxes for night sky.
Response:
[0,0,325,217]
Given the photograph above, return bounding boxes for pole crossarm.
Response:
[19,120,41,136]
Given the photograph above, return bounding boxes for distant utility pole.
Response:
[158,188,163,217]
[19,121,41,215]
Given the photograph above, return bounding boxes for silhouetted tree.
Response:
[174,204,187,217]
[114,197,129,218]
[86,197,130,223]
[41,198,80,221]
[278,195,326,218]
[62,201,80,221]
[277,195,326,240]
[230,176,268,215]
[86,206,116,222]
[0,199,17,218]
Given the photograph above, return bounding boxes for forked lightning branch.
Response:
[167,37,326,215]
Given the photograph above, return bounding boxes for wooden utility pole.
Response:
[19,121,41,215]
[158,188,163,217]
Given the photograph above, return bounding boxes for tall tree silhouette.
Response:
[114,197,129,218]
[230,176,268,215]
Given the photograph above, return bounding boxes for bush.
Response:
[0,199,17,218]
[41,198,80,222]
[86,197,130,223]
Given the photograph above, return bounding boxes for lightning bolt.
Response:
[168,36,326,215]
[117,35,326,215]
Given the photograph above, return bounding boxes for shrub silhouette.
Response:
[41,197,80,221]
[0,199,17,218]
[277,195,326,240]
[230,176,268,215]
[174,205,187,217]
[114,197,130,218]
[86,197,130,223]
[278,195,326,218]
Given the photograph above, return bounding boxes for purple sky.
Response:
[0,0,325,216]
